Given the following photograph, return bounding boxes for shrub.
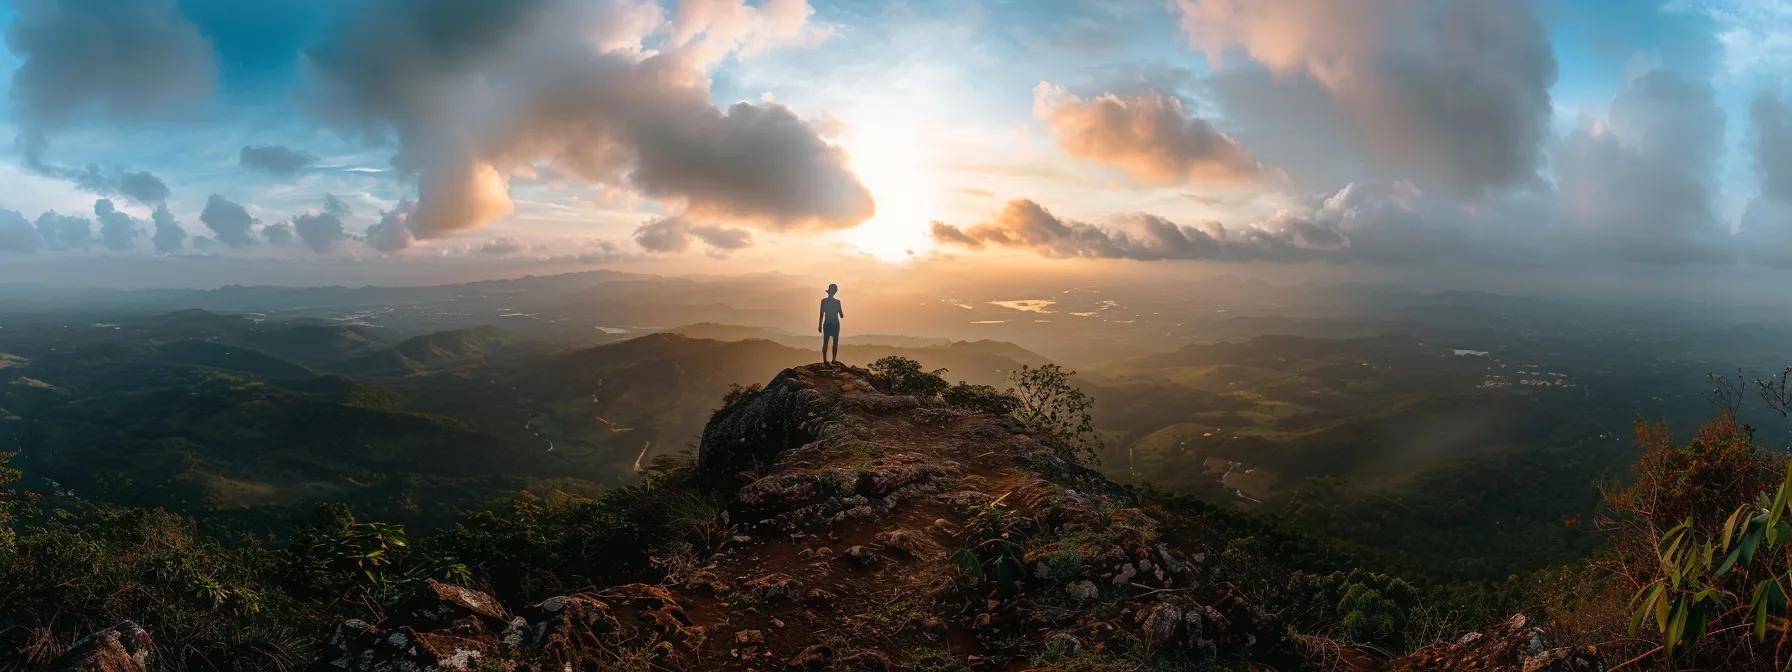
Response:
[869,356,950,398]
[1011,364,1101,464]
[720,382,763,410]
[943,382,1021,416]
[1600,413,1792,668]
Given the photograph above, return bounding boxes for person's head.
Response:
[826,283,838,296]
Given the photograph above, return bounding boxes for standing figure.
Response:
[818,283,844,364]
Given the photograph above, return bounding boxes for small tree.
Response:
[869,356,950,399]
[1010,364,1100,464]
[943,382,1021,416]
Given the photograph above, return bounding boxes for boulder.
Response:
[45,622,153,672]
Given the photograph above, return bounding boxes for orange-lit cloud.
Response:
[1033,83,1271,186]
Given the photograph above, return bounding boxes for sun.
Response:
[836,117,940,262]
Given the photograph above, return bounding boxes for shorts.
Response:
[822,322,840,337]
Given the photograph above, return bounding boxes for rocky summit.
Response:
[275,363,1597,671]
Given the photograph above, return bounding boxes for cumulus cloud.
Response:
[1032,83,1270,186]
[301,0,870,241]
[199,194,258,248]
[1554,69,1730,264]
[93,199,141,252]
[5,0,209,199]
[1739,88,1792,267]
[0,210,38,253]
[364,202,417,253]
[264,222,295,246]
[239,145,317,177]
[1176,0,1555,196]
[5,0,216,132]
[633,216,754,253]
[293,209,351,254]
[150,203,186,253]
[34,211,93,251]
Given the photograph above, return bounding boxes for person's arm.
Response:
[818,301,825,332]
[838,302,844,320]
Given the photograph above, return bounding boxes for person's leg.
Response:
[830,332,839,363]
[820,333,829,362]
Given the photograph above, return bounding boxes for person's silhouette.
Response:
[818,283,844,364]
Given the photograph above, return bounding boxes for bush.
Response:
[943,382,1021,416]
[1011,364,1100,464]
[1596,413,1792,668]
[720,382,763,410]
[869,356,950,398]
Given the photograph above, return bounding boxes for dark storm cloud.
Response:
[150,203,187,253]
[94,199,142,252]
[34,212,93,251]
[632,216,754,253]
[239,145,317,176]
[0,210,38,253]
[199,194,259,248]
[301,0,869,240]
[1555,69,1731,265]
[1178,0,1556,197]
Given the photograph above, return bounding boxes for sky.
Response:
[0,0,1790,289]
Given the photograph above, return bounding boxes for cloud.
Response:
[1176,0,1556,196]
[930,198,1346,262]
[476,237,526,256]
[1032,83,1270,186]
[199,194,258,248]
[239,145,317,176]
[364,202,416,253]
[264,222,295,246]
[632,216,754,253]
[150,203,186,253]
[4,0,216,133]
[15,135,173,204]
[1739,87,1792,267]
[34,211,93,251]
[0,210,38,253]
[300,0,869,240]
[93,199,141,252]
[1554,69,1730,264]
[293,210,351,254]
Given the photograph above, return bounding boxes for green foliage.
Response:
[869,355,950,399]
[1288,569,1421,650]
[1631,461,1792,659]
[0,450,33,551]
[943,381,1022,416]
[1011,364,1100,464]
[283,502,468,610]
[949,492,1029,598]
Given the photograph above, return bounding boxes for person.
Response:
[818,283,844,364]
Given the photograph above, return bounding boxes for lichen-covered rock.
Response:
[698,367,835,481]
[45,621,154,672]
[1388,613,1603,672]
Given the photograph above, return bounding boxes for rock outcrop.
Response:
[45,622,154,672]
[309,363,1602,671]
[1386,614,1604,672]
